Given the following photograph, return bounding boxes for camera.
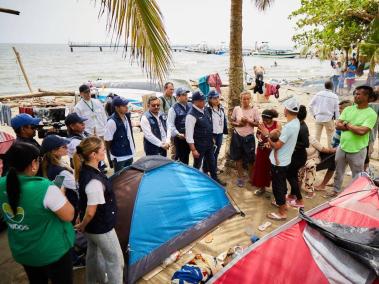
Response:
[37,122,68,139]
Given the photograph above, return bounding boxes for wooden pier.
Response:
[68,42,188,52]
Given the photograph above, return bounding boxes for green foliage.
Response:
[289,0,378,54]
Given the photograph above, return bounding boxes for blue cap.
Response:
[191,91,205,101]
[65,112,87,126]
[175,87,190,96]
[11,113,41,130]
[208,90,220,98]
[41,135,70,153]
[112,96,129,107]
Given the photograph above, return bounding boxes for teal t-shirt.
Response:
[0,175,74,266]
[270,118,300,166]
[339,105,377,153]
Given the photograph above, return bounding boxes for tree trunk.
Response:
[224,0,244,168]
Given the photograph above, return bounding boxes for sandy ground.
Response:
[1,84,378,284]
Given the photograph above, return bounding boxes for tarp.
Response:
[210,176,379,284]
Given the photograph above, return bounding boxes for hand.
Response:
[177,133,185,140]
[258,123,269,136]
[161,143,170,150]
[74,222,85,233]
[192,149,200,159]
[329,148,337,154]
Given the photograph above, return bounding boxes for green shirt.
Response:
[0,175,74,266]
[339,105,377,153]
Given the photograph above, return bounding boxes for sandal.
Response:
[287,199,304,208]
[305,192,316,199]
[258,221,272,231]
[267,212,287,221]
[271,201,279,207]
[254,188,266,196]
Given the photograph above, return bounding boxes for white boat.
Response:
[252,49,299,58]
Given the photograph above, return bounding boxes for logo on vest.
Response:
[2,203,30,231]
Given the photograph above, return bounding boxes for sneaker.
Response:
[236,178,245,188]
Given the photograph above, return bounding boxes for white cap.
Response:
[282,97,300,113]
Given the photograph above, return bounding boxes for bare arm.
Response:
[75,205,97,232]
[269,139,284,150]
[54,201,74,222]
[346,123,371,136]
[335,120,348,131]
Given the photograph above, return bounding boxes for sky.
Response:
[0,0,301,48]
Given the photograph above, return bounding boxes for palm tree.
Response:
[225,0,274,166]
[98,0,172,84]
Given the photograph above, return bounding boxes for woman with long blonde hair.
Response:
[73,136,124,284]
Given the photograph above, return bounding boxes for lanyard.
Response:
[83,99,94,112]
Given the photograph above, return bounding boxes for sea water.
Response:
[0,43,332,96]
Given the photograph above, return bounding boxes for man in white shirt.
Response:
[74,84,108,137]
[141,96,170,156]
[167,87,192,164]
[186,91,226,186]
[104,97,135,173]
[309,81,339,146]
[159,82,176,159]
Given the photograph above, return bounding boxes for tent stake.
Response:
[12,46,33,94]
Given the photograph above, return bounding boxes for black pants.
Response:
[174,136,190,165]
[193,144,217,180]
[287,151,306,200]
[271,164,288,206]
[23,249,73,284]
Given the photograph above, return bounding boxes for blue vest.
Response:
[78,164,116,234]
[189,107,213,150]
[143,111,167,155]
[46,164,65,182]
[109,112,134,157]
[205,105,228,135]
[173,102,192,134]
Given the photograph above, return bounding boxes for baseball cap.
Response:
[79,84,90,93]
[191,91,205,101]
[41,135,70,153]
[282,97,300,113]
[65,112,87,126]
[11,113,41,130]
[112,96,129,107]
[175,87,190,96]
[208,90,220,99]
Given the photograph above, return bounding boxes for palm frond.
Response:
[99,0,172,84]
[254,0,274,11]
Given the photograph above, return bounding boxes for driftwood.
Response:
[0,90,75,101]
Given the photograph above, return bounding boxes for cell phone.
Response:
[53,175,65,188]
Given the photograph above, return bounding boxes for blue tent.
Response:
[111,156,237,283]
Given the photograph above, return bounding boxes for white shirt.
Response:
[67,133,89,158]
[167,103,189,137]
[60,170,77,191]
[185,105,204,144]
[43,185,68,212]
[141,112,170,147]
[85,179,105,205]
[210,106,225,134]
[74,98,107,136]
[309,90,340,122]
[104,115,135,162]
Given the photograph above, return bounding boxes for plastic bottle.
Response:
[162,251,180,267]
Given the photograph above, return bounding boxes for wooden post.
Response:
[12,47,33,94]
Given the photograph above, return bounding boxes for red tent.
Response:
[211,176,379,284]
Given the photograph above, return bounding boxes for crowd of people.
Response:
[0,78,378,283]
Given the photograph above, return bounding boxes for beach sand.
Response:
[0,84,377,284]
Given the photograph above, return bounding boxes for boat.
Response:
[252,41,299,58]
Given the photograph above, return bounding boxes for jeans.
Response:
[113,158,133,173]
[213,133,223,162]
[333,147,366,193]
[331,75,339,93]
[23,249,73,284]
[85,229,124,284]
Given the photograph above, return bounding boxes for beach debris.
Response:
[258,221,272,231]
[204,235,214,243]
[162,251,181,268]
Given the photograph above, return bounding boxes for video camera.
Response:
[37,122,68,139]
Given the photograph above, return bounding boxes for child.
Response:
[269,129,281,165]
